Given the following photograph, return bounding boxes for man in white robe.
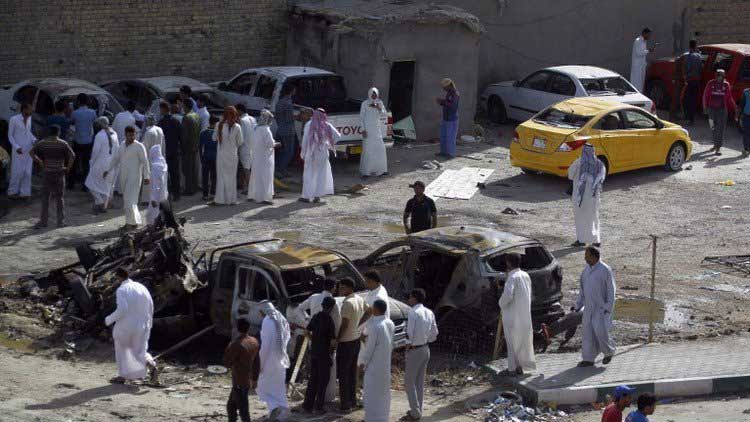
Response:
[145,145,168,225]
[248,110,278,204]
[360,270,390,336]
[104,268,156,383]
[85,117,119,213]
[257,302,291,421]
[213,107,243,205]
[359,87,388,177]
[498,253,536,376]
[630,28,654,92]
[112,102,141,195]
[237,104,255,195]
[575,246,616,367]
[7,103,36,198]
[196,95,211,130]
[358,299,394,422]
[568,144,605,247]
[291,278,341,402]
[300,109,340,203]
[140,115,165,153]
[105,126,150,229]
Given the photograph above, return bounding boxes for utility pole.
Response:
[648,235,658,343]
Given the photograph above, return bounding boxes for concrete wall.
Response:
[0,0,288,86]
[433,0,691,90]
[689,0,750,43]
[287,15,480,140]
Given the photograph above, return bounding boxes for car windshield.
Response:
[60,93,123,116]
[164,90,227,110]
[580,77,637,95]
[533,107,592,128]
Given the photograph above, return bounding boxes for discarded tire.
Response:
[66,274,94,315]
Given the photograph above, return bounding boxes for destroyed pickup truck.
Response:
[197,239,409,346]
[354,226,564,352]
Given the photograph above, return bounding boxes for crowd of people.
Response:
[4,79,455,231]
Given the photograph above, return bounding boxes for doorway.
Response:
[388,61,415,122]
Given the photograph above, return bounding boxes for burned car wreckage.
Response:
[355,226,565,353]
[10,219,565,355]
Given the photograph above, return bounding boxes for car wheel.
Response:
[646,79,670,109]
[665,142,686,171]
[597,156,610,176]
[488,96,508,124]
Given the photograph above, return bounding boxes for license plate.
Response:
[533,138,546,149]
[348,146,363,155]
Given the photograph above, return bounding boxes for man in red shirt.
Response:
[702,69,737,156]
[602,385,637,422]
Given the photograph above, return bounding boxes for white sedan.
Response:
[479,65,654,123]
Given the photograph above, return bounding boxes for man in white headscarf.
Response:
[359,87,388,178]
[145,145,168,225]
[498,253,536,376]
[86,116,119,214]
[140,114,165,153]
[105,268,157,384]
[575,246,616,367]
[213,106,243,205]
[567,144,605,247]
[248,109,279,205]
[300,109,340,203]
[630,28,654,92]
[104,126,150,229]
[358,299,394,422]
[257,301,291,421]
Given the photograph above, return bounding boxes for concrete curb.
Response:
[514,373,750,405]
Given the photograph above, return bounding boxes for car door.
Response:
[231,263,282,336]
[591,111,632,170]
[220,71,258,108]
[136,83,158,114]
[354,241,414,294]
[507,71,553,120]
[545,72,578,108]
[249,74,279,114]
[620,108,663,167]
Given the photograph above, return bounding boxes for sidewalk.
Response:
[486,335,750,405]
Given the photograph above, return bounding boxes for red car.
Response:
[645,44,750,110]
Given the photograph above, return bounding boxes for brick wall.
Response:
[0,0,288,86]
[690,0,750,43]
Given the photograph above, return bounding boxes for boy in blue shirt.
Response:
[625,393,656,422]
[199,115,219,201]
[69,93,97,190]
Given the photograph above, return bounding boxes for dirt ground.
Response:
[1,113,750,420]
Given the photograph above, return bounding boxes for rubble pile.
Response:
[2,212,207,337]
[478,392,572,422]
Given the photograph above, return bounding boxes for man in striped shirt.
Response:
[29,125,75,228]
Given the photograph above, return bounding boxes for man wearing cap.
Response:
[602,385,636,422]
[704,68,736,155]
[403,181,437,234]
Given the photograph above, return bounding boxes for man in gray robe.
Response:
[575,246,616,367]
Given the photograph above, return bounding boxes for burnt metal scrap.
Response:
[702,254,750,276]
[3,210,207,337]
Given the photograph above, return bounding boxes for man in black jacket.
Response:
[303,296,337,414]
[158,101,182,201]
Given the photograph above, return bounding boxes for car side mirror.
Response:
[656,121,665,129]
[218,82,228,90]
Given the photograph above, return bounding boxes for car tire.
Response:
[665,142,686,171]
[597,156,610,176]
[488,96,508,124]
[646,79,670,109]
[520,167,538,175]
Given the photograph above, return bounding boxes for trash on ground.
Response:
[501,207,519,215]
[474,391,573,422]
[421,160,443,170]
[717,180,736,186]
[206,365,228,375]
[393,116,417,142]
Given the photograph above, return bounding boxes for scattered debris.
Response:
[425,167,494,200]
[461,152,485,160]
[721,205,733,210]
[703,255,750,276]
[348,183,370,194]
[501,207,519,215]
[460,135,481,144]
[621,285,639,291]
[421,160,443,170]
[717,180,736,186]
[474,392,572,421]
[685,164,693,170]
[206,365,228,375]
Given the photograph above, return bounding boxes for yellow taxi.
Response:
[509,97,692,177]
